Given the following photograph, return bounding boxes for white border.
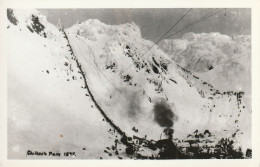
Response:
[0,0,259,167]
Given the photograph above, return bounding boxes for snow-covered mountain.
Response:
[159,32,251,94]
[7,9,251,159]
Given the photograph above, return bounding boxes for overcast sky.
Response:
[39,8,251,42]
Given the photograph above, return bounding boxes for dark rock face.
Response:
[7,9,18,25]
[27,14,47,38]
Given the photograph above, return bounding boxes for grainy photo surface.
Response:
[6,8,251,159]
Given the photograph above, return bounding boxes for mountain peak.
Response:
[7,9,60,39]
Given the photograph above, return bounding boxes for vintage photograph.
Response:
[6,8,251,159]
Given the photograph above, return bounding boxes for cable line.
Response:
[121,8,224,74]
[143,8,192,56]
[164,8,224,39]
[120,8,192,74]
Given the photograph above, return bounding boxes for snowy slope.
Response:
[7,9,251,159]
[7,9,126,159]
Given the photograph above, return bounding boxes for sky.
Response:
[39,8,251,42]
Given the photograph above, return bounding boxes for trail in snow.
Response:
[62,29,125,136]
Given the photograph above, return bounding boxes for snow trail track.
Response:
[62,29,125,136]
